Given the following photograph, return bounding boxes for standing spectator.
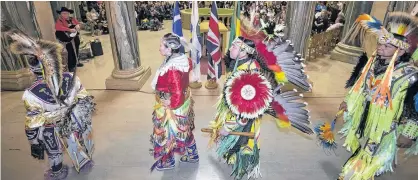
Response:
[86,8,99,36]
[326,18,344,32]
[79,2,88,23]
[337,1,344,11]
[98,5,108,34]
[321,9,330,32]
[313,10,324,33]
[316,2,326,12]
[267,8,275,20]
[335,12,345,24]
[328,4,340,25]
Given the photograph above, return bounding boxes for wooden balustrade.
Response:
[306,27,342,61]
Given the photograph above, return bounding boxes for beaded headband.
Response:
[378,30,410,50]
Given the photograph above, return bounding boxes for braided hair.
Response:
[162,33,182,54]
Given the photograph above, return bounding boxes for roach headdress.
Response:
[380,12,418,52]
[3,24,66,105]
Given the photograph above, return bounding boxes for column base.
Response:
[330,43,363,64]
[205,80,219,89]
[189,81,202,89]
[1,68,35,91]
[105,66,151,91]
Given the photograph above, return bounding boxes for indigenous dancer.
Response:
[202,18,313,179]
[3,26,95,180]
[316,12,418,180]
[150,33,198,171]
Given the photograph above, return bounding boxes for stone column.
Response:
[281,2,316,92]
[370,1,390,22]
[32,1,56,41]
[104,1,151,91]
[1,1,39,90]
[330,1,374,64]
[285,1,316,56]
[341,2,374,39]
[383,1,418,26]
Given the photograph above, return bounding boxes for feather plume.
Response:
[4,26,67,105]
[267,86,313,134]
[345,14,383,47]
[37,40,64,97]
[387,12,418,37]
[240,17,268,44]
[239,12,311,91]
[7,29,40,56]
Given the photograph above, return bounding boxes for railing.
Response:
[306,27,342,61]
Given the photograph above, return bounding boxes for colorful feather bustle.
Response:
[239,17,311,92]
[257,39,311,91]
[345,14,383,47]
[267,86,313,134]
[224,70,273,119]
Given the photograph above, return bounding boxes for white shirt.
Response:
[326,23,343,32]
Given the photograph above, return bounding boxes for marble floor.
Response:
[2,23,418,180]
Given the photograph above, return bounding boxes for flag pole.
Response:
[189,1,203,89]
[205,1,222,89]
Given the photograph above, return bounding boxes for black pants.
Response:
[56,31,80,72]
[158,15,164,24]
[66,36,80,72]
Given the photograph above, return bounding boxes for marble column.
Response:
[104,1,151,91]
[1,1,39,90]
[383,1,418,26]
[285,1,316,56]
[32,1,56,41]
[330,1,374,64]
[281,2,315,92]
[370,1,390,22]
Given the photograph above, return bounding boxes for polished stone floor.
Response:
[2,22,417,180]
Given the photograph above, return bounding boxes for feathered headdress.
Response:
[2,25,66,105]
[380,12,418,52]
[239,17,311,92]
[344,14,383,49]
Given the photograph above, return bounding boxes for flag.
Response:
[207,1,222,80]
[172,1,184,53]
[228,1,241,49]
[190,1,202,83]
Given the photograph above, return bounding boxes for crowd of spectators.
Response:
[135,1,173,31]
[312,1,345,34]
